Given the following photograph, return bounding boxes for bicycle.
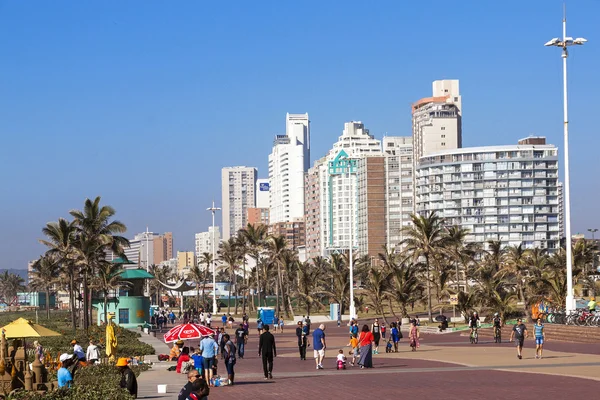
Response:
[470,327,479,344]
[493,325,501,343]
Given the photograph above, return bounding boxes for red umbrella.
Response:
[163,323,215,343]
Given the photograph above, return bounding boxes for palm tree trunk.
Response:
[234,273,239,316]
[70,272,76,331]
[45,288,51,319]
[242,258,247,314]
[227,271,232,316]
[255,256,261,309]
[104,292,108,325]
[426,255,433,323]
[82,270,89,330]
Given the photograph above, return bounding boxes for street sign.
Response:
[259,182,270,191]
[449,295,458,305]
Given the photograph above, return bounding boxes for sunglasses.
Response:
[193,375,201,379]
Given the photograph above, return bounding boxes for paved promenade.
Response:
[135,321,600,399]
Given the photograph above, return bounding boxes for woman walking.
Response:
[357,325,374,369]
[409,320,420,351]
[390,323,400,352]
[371,319,381,354]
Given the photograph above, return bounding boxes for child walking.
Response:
[348,334,359,366]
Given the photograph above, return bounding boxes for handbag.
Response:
[398,331,403,339]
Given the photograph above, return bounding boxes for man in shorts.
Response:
[312,324,326,370]
[533,318,546,359]
[199,334,217,385]
[509,318,528,359]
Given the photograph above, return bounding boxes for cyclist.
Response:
[468,311,480,337]
[492,313,502,340]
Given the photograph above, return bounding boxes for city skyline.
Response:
[2,1,599,269]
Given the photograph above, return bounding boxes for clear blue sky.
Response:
[1,1,599,269]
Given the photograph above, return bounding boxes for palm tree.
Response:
[401,212,451,322]
[320,254,350,314]
[40,218,79,330]
[198,252,213,306]
[296,261,323,315]
[382,251,423,318]
[502,244,530,320]
[94,261,130,323]
[149,264,171,307]
[219,238,241,316]
[70,196,128,329]
[0,272,25,306]
[29,254,61,318]
[239,224,267,308]
[235,232,250,313]
[188,264,206,311]
[364,266,391,323]
[266,235,288,316]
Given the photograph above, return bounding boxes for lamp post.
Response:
[545,10,587,313]
[588,228,598,275]
[347,170,356,321]
[207,201,221,314]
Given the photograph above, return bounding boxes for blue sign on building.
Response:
[259,182,270,191]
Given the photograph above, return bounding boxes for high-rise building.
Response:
[256,178,270,209]
[153,232,173,264]
[412,79,462,163]
[123,231,162,267]
[318,122,382,257]
[177,251,196,273]
[195,227,221,259]
[269,218,306,250]
[356,155,386,257]
[269,113,310,224]
[384,136,414,250]
[247,208,270,227]
[221,166,257,240]
[304,157,326,261]
[415,138,560,251]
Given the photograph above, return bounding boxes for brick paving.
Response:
[136,320,600,399]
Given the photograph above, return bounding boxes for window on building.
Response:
[441,127,445,131]
[441,142,446,146]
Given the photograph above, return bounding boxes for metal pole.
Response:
[146,227,150,298]
[348,171,356,320]
[561,16,575,313]
[209,202,219,314]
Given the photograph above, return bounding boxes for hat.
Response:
[115,358,129,367]
[59,354,72,362]
[70,340,77,345]
[176,340,184,346]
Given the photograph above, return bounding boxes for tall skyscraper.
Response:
[221,166,257,240]
[416,138,560,251]
[269,113,310,224]
[153,232,173,264]
[412,79,462,162]
[383,136,414,250]
[195,227,221,260]
[317,122,383,257]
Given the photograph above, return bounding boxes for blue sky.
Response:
[1,1,599,269]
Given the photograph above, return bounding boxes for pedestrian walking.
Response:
[235,323,247,358]
[357,325,374,369]
[257,318,264,335]
[381,322,386,339]
[390,323,401,352]
[371,319,381,354]
[223,334,237,385]
[296,321,307,360]
[409,320,420,351]
[221,314,227,328]
[534,318,546,359]
[258,325,276,380]
[116,358,138,398]
[313,324,326,370]
[510,318,528,360]
[273,315,279,333]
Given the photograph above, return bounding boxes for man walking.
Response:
[534,318,546,359]
[258,325,276,380]
[509,318,528,359]
[235,323,247,359]
[313,323,326,370]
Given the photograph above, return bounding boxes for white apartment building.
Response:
[383,136,414,250]
[413,79,462,163]
[269,113,310,224]
[195,226,221,259]
[416,138,560,251]
[222,166,257,240]
[256,178,270,208]
[318,122,382,256]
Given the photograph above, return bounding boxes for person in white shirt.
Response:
[71,340,86,361]
[86,339,100,365]
[336,349,347,370]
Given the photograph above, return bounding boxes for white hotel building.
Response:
[415,137,561,251]
[269,113,310,224]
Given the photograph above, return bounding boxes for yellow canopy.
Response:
[0,318,62,339]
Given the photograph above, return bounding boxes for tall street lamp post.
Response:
[588,228,598,275]
[545,11,587,313]
[207,201,221,314]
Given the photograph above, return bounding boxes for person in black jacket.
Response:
[258,325,276,379]
[116,358,138,398]
[295,321,307,360]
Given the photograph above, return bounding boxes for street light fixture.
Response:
[545,9,587,313]
[207,201,221,314]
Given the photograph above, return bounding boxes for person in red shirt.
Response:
[357,325,374,369]
[176,347,191,373]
